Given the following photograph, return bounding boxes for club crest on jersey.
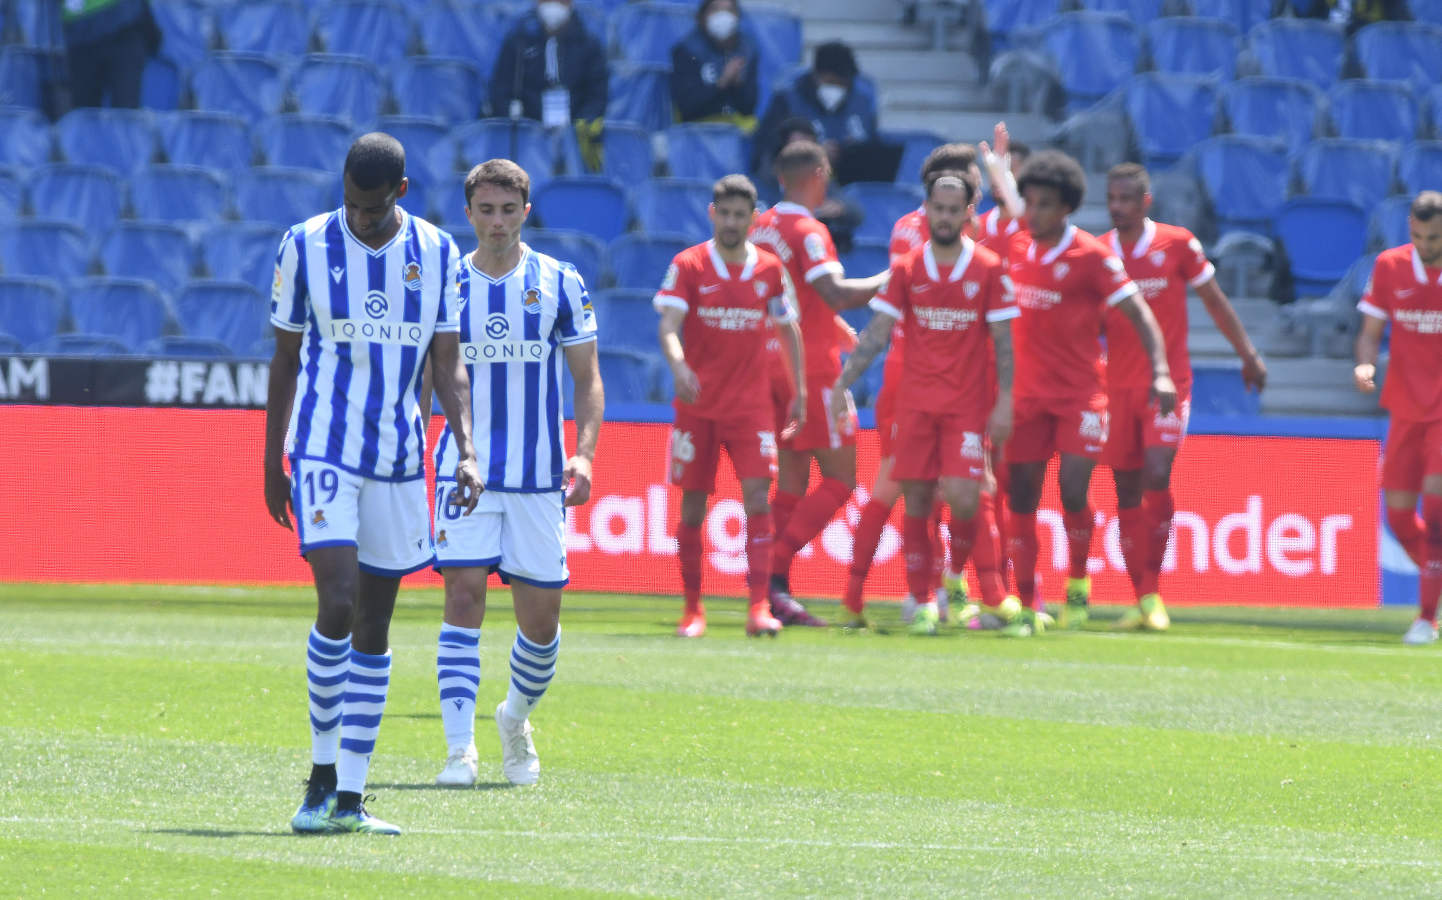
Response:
[364,290,389,319]
[311,509,328,529]
[1149,251,1166,267]
[755,280,767,296]
[523,287,542,314]
[436,529,448,549]
[403,261,423,290]
[486,313,510,339]
[963,281,980,299]
[1053,262,1070,280]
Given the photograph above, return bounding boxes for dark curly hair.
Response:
[1017,150,1086,213]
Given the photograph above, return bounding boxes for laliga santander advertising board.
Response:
[0,406,1378,607]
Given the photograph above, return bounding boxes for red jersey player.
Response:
[831,174,1020,634]
[749,140,889,626]
[1004,150,1175,636]
[656,175,806,639]
[1101,163,1266,631]
[975,127,1030,258]
[1355,190,1442,645]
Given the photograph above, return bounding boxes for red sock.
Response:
[971,493,1006,607]
[773,477,852,576]
[1421,495,1442,624]
[676,522,703,613]
[1117,505,1147,599]
[1063,506,1094,580]
[1142,489,1174,596]
[991,489,1011,592]
[930,505,947,591]
[1009,510,1039,608]
[746,513,772,608]
[845,498,892,614]
[771,490,801,546]
[904,514,933,602]
[1387,506,1426,568]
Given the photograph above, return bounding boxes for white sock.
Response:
[305,627,349,765]
[437,623,480,752]
[502,626,558,723]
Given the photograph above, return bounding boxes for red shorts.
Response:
[669,408,777,492]
[1102,385,1192,471]
[1005,393,1109,464]
[781,375,857,452]
[768,357,795,439]
[892,408,989,482]
[1382,416,1442,492]
[875,376,900,458]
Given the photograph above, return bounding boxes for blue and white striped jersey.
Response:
[434,244,598,493]
[271,208,461,482]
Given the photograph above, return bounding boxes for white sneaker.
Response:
[495,702,540,785]
[899,594,918,624]
[435,744,478,786]
[934,587,951,624]
[1403,618,1439,646]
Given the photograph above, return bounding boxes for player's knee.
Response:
[741,493,770,517]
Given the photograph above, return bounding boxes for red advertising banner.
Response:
[0,406,1379,607]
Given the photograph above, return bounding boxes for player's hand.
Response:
[671,361,700,404]
[264,462,293,531]
[992,120,1010,158]
[451,456,484,514]
[987,397,1013,447]
[563,455,593,507]
[827,383,852,432]
[783,392,807,440]
[1242,352,1267,392]
[833,314,858,352]
[1354,362,1377,393]
[1151,373,1178,416]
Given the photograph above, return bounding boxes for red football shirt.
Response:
[1358,244,1442,422]
[1008,224,1139,402]
[883,207,930,385]
[750,202,846,381]
[977,207,1025,259]
[654,240,797,421]
[1101,218,1214,391]
[871,239,1017,417]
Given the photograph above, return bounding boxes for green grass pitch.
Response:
[3,583,1441,898]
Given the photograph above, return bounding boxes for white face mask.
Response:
[816,83,847,112]
[536,1,571,31]
[706,10,739,42]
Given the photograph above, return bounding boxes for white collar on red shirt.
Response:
[1108,218,1156,260]
[706,239,758,281]
[982,208,1020,238]
[771,201,813,219]
[923,237,974,283]
[1027,224,1076,264]
[1411,247,1442,286]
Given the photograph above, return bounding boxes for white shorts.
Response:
[433,483,569,588]
[291,457,433,576]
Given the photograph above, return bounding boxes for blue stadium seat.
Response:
[0,168,20,220]
[0,47,48,109]
[1246,19,1344,89]
[1191,135,1288,234]
[453,119,556,192]
[1190,362,1262,415]
[292,55,386,128]
[742,6,801,98]
[1429,86,1442,139]
[0,277,64,349]
[414,0,508,76]
[191,53,286,124]
[314,1,413,66]
[983,0,1059,51]
[841,238,891,279]
[1369,194,1412,251]
[523,229,606,289]
[1275,197,1367,297]
[597,347,661,403]
[26,165,123,233]
[150,0,216,68]
[130,165,230,223]
[602,123,654,187]
[0,106,53,169]
[43,333,134,356]
[1146,17,1239,79]
[1125,73,1219,167]
[665,124,745,181]
[1084,0,1164,24]
[609,2,692,65]
[55,108,157,176]
[1415,0,1442,24]
[214,0,309,57]
[256,114,353,171]
[1041,13,1141,113]
[233,167,336,229]
[606,232,690,291]
[530,177,629,243]
[141,57,182,110]
[392,57,483,124]
[398,178,434,221]
[846,183,925,244]
[0,221,92,282]
[1399,142,1442,197]
[68,277,172,351]
[158,111,254,173]
[0,332,22,354]
[100,222,195,297]
[174,280,269,354]
[375,115,456,189]
[890,131,944,185]
[633,178,711,241]
[1353,22,1442,91]
[1328,80,1419,145]
[1294,138,1398,210]
[593,289,657,354]
[1220,77,1320,155]
[145,335,235,358]
[201,221,282,295]
[1188,0,1271,33]
[606,62,672,133]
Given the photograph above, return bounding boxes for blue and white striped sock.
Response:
[437,624,481,752]
[305,627,350,765]
[336,648,391,795]
[502,627,559,724]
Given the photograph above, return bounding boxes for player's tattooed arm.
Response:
[811,269,890,311]
[830,312,894,430]
[987,320,1015,445]
[1115,293,1177,415]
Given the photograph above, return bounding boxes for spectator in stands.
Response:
[62,0,160,109]
[759,117,863,253]
[670,0,760,132]
[751,40,884,184]
[1294,0,1410,32]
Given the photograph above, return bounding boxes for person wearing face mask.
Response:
[750,40,882,184]
[669,0,760,131]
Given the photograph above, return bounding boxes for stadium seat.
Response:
[606,232,690,291]
[399,178,434,221]
[633,178,712,241]
[1210,230,1276,298]
[0,106,53,169]
[67,277,172,351]
[0,332,22,354]
[100,222,196,297]
[141,58,182,111]
[596,347,661,403]
[313,1,413,66]
[201,220,282,295]
[256,114,353,171]
[174,280,269,354]
[1293,139,1398,210]
[1274,197,1367,297]
[0,168,20,220]
[1146,17,1240,79]
[742,6,801,99]
[234,167,336,229]
[983,0,1059,51]
[524,229,606,290]
[375,115,455,189]
[664,124,745,182]
[1327,80,1419,145]
[130,165,230,223]
[609,2,692,65]
[1369,194,1412,251]
[1188,0,1271,33]
[0,276,64,349]
[846,183,925,244]
[1219,77,1321,155]
[842,238,891,280]
[602,123,654,187]
[0,221,92,282]
[158,111,254,173]
[191,53,286,124]
[530,177,630,243]
[291,55,385,128]
[453,119,557,192]
[1191,135,1288,234]
[413,0,508,76]
[0,47,48,109]
[43,333,134,356]
[150,0,216,68]
[214,0,309,57]
[1415,0,1442,24]
[1399,142,1442,197]
[1085,0,1164,24]
[1124,73,1219,167]
[1040,12,1141,113]
[594,289,659,354]
[890,131,945,185]
[606,62,672,133]
[392,57,484,124]
[1246,19,1344,90]
[26,165,123,233]
[1353,22,1442,91]
[55,108,157,175]
[145,335,235,358]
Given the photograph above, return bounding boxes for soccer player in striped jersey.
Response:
[266,133,483,835]
[428,159,604,788]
